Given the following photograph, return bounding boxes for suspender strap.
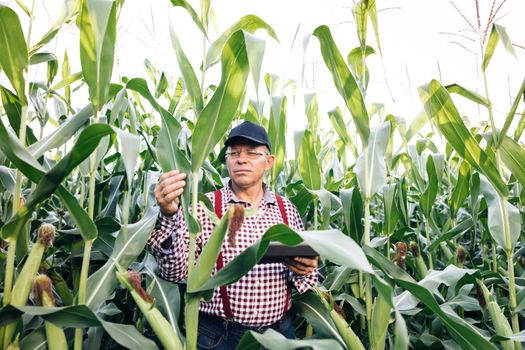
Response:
[214,190,234,319]
[213,190,291,317]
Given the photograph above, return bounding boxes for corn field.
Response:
[1,0,525,349]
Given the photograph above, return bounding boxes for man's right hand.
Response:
[154,170,187,216]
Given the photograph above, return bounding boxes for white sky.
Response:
[3,0,525,139]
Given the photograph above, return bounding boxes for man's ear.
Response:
[265,155,275,171]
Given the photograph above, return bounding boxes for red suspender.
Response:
[213,190,291,319]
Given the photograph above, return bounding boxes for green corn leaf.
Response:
[314,25,369,145]
[237,327,344,350]
[79,0,117,112]
[420,155,438,218]
[0,304,158,349]
[191,30,249,172]
[499,76,525,147]
[405,110,429,143]
[170,0,208,40]
[169,27,203,114]
[364,247,497,350]
[0,124,113,240]
[499,134,525,189]
[115,129,140,187]
[366,0,381,53]
[188,224,373,294]
[244,32,266,96]
[347,45,375,90]
[0,5,28,105]
[0,85,38,145]
[268,95,287,183]
[482,24,516,72]
[204,14,278,70]
[428,218,473,251]
[479,176,521,250]
[419,80,508,197]
[450,160,471,219]
[328,107,358,157]
[445,84,490,107]
[356,122,390,199]
[382,183,399,236]
[340,187,364,243]
[371,294,391,350]
[304,93,320,135]
[352,1,367,50]
[298,130,321,190]
[85,207,158,308]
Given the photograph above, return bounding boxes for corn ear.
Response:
[116,270,184,350]
[40,261,74,305]
[32,275,68,350]
[410,242,428,278]
[370,294,391,350]
[477,280,513,350]
[330,308,366,350]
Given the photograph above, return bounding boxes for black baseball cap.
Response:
[224,121,272,151]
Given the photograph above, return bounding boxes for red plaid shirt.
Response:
[147,183,317,327]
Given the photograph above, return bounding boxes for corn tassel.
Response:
[116,270,184,350]
[32,275,67,350]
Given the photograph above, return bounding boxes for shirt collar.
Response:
[225,180,276,206]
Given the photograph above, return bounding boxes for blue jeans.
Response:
[197,312,295,350]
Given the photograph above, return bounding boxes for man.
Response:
[148,121,318,349]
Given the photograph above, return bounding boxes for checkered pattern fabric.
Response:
[147,184,318,327]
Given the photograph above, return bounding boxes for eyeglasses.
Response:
[225,150,270,159]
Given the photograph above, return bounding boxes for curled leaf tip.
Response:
[227,204,244,247]
[37,223,56,247]
[126,270,154,303]
[32,274,54,307]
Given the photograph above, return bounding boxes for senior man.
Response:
[147,121,318,350]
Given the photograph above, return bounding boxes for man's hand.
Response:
[154,170,187,216]
[284,256,318,276]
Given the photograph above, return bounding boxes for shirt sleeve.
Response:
[283,198,318,293]
[147,206,204,283]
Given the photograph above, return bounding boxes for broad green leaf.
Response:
[1,124,113,240]
[298,130,321,190]
[115,129,140,186]
[0,5,28,105]
[0,166,16,194]
[237,327,343,350]
[382,183,399,236]
[204,15,278,70]
[340,187,364,243]
[304,93,319,135]
[314,25,369,144]
[356,122,390,199]
[79,0,117,112]
[169,0,207,39]
[366,0,381,53]
[450,160,471,219]
[347,45,375,90]
[0,304,158,349]
[268,95,287,183]
[29,0,79,56]
[499,135,525,189]
[352,1,367,50]
[371,294,391,350]
[482,24,516,72]
[479,176,521,250]
[144,254,183,339]
[86,208,158,308]
[191,30,249,172]
[445,84,489,107]
[295,292,346,347]
[405,110,429,142]
[420,155,438,217]
[420,80,508,197]
[0,85,37,145]
[427,218,473,251]
[187,207,230,291]
[169,27,203,114]
[244,31,266,96]
[500,77,525,145]
[188,225,373,294]
[365,247,497,350]
[328,107,357,156]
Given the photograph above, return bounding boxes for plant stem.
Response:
[313,198,318,230]
[424,217,433,269]
[364,198,372,338]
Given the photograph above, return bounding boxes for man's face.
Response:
[225,141,274,189]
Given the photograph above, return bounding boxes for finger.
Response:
[161,181,187,195]
[158,171,186,185]
[163,187,184,202]
[293,257,318,268]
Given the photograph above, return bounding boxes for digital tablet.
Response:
[258,242,319,264]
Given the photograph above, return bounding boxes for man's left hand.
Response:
[284,256,319,276]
